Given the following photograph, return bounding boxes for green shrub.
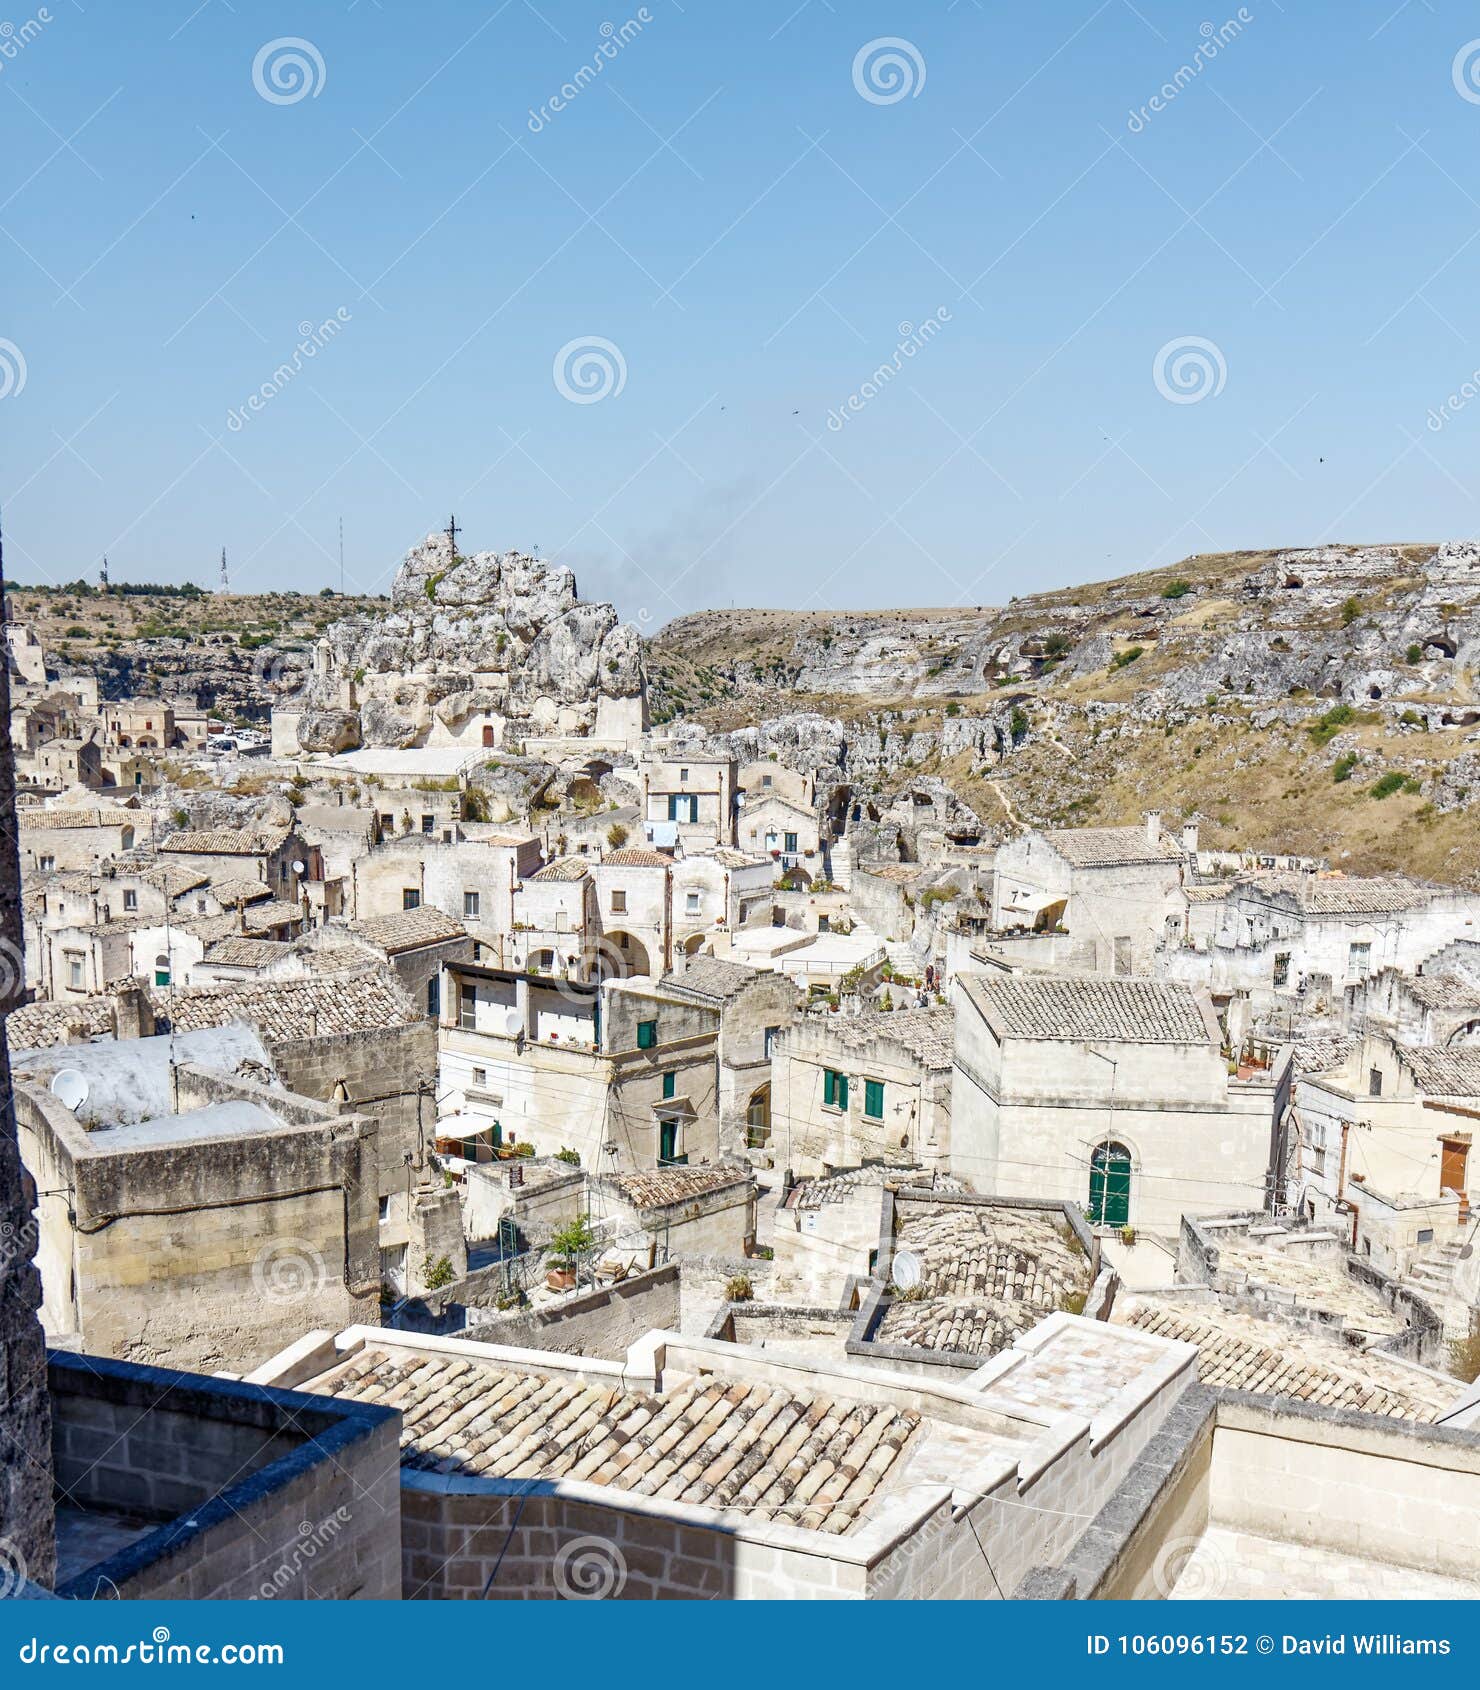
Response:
[1332,754,1358,783]
[1405,643,1423,664]
[1043,632,1071,657]
[1108,645,1144,672]
[1398,709,1424,727]
[1308,704,1355,746]
[554,1148,580,1166]
[724,1275,754,1303]
[1160,580,1192,600]
[422,1254,455,1291]
[1340,596,1362,626]
[1370,771,1407,799]
[1009,706,1029,743]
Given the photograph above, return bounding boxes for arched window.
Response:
[1088,1141,1133,1228]
[153,953,171,988]
[746,1084,771,1149]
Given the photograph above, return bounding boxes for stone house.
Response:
[1295,1033,1477,1272]
[159,825,313,904]
[951,974,1289,1232]
[101,698,176,749]
[772,1006,955,1175]
[640,751,736,851]
[671,847,775,951]
[659,955,800,1158]
[1167,872,1480,1013]
[34,733,105,791]
[18,806,144,874]
[347,830,542,962]
[512,855,598,977]
[348,903,472,1019]
[437,962,724,1171]
[592,1163,758,1257]
[991,813,1191,976]
[1349,945,1480,1046]
[13,1025,381,1373]
[738,757,814,808]
[737,790,822,879]
[591,847,672,979]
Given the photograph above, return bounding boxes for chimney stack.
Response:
[1182,817,1200,858]
[1143,808,1162,846]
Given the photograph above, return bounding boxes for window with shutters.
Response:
[823,1068,848,1110]
[864,1079,884,1120]
[637,1018,657,1050]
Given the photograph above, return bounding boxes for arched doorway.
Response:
[1088,1141,1132,1228]
[746,1084,771,1149]
[597,931,651,979]
[482,724,495,747]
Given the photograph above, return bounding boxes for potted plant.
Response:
[545,1212,598,1291]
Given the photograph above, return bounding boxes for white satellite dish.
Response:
[50,1069,90,1112]
[892,1250,923,1292]
[291,859,307,876]
[504,1009,524,1037]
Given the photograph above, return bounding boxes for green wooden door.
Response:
[1089,1143,1132,1228]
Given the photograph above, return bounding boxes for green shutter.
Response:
[864,1079,884,1120]
[823,1069,837,1106]
[637,1019,656,1050]
[662,1071,675,1099]
[837,1073,849,1110]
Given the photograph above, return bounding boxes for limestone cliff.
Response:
[292,531,647,752]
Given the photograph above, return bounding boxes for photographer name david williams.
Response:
[1283,1636,1452,1655]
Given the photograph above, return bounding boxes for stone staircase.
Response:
[1403,1239,1464,1297]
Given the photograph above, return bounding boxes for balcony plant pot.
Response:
[546,1267,576,1291]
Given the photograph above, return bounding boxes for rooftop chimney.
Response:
[1182,817,1200,857]
[1143,808,1162,845]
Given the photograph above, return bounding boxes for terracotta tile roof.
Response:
[351,906,466,953]
[786,1165,957,1210]
[1291,1034,1356,1076]
[1404,971,1480,1010]
[1119,1303,1457,1421]
[201,937,289,970]
[310,1345,919,1535]
[601,848,672,868]
[207,877,274,906]
[161,966,414,1041]
[959,974,1214,1044]
[237,899,305,934]
[604,1165,751,1209]
[4,996,117,1052]
[1400,1044,1480,1098]
[824,1006,955,1070]
[703,848,769,868]
[1184,883,1233,903]
[1043,825,1184,867]
[19,809,138,830]
[161,828,286,855]
[660,956,763,1002]
[877,1199,1090,1360]
[1249,873,1433,915]
[860,863,924,883]
[529,857,590,882]
[141,865,211,896]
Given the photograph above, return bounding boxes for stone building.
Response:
[346,830,542,962]
[348,903,471,1019]
[737,790,822,879]
[991,814,1190,975]
[512,855,597,977]
[1295,1033,1477,1274]
[437,962,725,1170]
[951,974,1290,1232]
[772,1006,955,1175]
[18,806,144,873]
[160,824,314,904]
[671,847,775,952]
[591,847,673,978]
[13,1024,381,1372]
[640,750,736,851]
[659,954,800,1158]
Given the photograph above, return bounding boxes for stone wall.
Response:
[49,1352,401,1600]
[271,1019,436,1199]
[460,1264,681,1359]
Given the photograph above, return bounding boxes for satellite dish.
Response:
[734,791,746,806]
[50,1069,90,1112]
[504,1009,524,1037]
[291,859,307,876]
[892,1250,923,1292]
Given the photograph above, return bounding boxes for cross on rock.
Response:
[445,514,461,557]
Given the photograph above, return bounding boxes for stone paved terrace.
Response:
[1167,1526,1480,1600]
[967,1318,1180,1424]
[1200,1234,1408,1339]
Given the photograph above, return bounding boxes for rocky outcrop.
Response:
[292,531,647,751]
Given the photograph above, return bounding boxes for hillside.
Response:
[649,541,1480,884]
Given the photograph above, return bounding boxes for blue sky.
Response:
[3,0,1480,623]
